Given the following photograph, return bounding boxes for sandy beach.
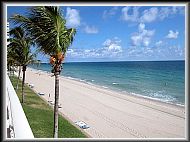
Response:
[21,67,185,139]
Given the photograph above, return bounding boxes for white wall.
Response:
[6,75,34,139]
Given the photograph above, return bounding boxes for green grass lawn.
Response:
[9,75,87,138]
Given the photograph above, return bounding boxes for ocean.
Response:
[28,61,185,106]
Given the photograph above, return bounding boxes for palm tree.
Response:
[7,48,17,77]
[8,29,21,90]
[8,26,37,103]
[16,66,22,90]
[10,6,76,138]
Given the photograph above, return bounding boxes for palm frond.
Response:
[7,26,36,66]
[10,6,76,57]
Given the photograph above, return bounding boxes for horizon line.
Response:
[34,59,185,64]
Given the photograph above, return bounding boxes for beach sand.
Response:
[22,68,185,139]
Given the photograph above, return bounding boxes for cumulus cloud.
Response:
[155,40,163,46]
[143,37,151,47]
[103,37,121,46]
[84,25,99,34]
[103,7,118,19]
[131,23,155,47]
[140,6,184,23]
[138,23,145,32]
[154,45,184,59]
[66,37,122,59]
[140,7,158,23]
[121,44,184,61]
[121,6,140,22]
[159,6,184,20]
[121,6,184,23]
[159,7,171,20]
[66,7,80,28]
[166,30,179,39]
[103,37,122,53]
[66,42,184,61]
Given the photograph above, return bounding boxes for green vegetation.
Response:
[10,6,76,137]
[8,27,39,103]
[9,76,87,138]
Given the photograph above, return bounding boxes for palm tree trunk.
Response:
[16,66,21,90]
[53,70,60,138]
[8,65,10,76]
[11,66,13,76]
[13,65,15,76]
[21,65,26,103]
[10,65,12,77]
[9,65,11,76]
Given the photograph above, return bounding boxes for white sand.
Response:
[23,68,185,139]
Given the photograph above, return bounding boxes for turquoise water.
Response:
[29,61,185,106]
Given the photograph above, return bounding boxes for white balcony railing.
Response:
[6,74,34,139]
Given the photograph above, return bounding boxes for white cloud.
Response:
[66,42,184,61]
[158,6,184,20]
[131,23,155,47]
[121,6,184,24]
[84,25,98,34]
[155,40,163,46]
[66,37,122,59]
[154,45,184,59]
[143,37,151,47]
[140,7,158,23]
[172,6,181,13]
[121,43,184,61]
[103,7,118,19]
[107,44,122,52]
[103,37,121,46]
[67,49,74,53]
[138,23,145,32]
[121,6,140,22]
[166,30,179,39]
[66,7,80,28]
[103,39,112,46]
[103,37,122,53]
[131,34,141,46]
[67,49,81,57]
[159,7,171,20]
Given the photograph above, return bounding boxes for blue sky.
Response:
[7,5,185,62]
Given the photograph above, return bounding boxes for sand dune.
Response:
[23,68,185,139]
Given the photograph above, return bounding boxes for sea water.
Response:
[29,61,185,106]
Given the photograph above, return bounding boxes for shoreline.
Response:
[59,73,185,114]
[64,76,185,108]
[27,67,185,108]
[20,67,185,138]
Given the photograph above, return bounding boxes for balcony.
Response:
[6,74,34,139]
